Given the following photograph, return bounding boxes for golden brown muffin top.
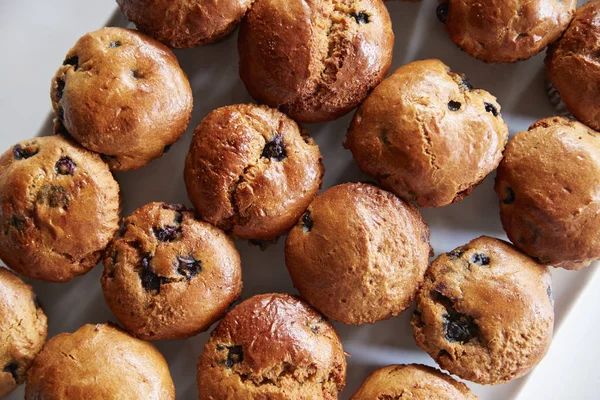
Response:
[25,324,175,400]
[345,59,508,208]
[238,0,394,122]
[441,0,576,63]
[412,236,554,385]
[0,135,120,282]
[352,364,477,400]
[51,27,193,170]
[495,116,600,269]
[197,293,346,399]
[285,183,431,325]
[184,104,324,241]
[0,268,47,397]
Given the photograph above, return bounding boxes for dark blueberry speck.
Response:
[460,75,473,91]
[484,102,499,117]
[13,143,39,160]
[153,225,181,242]
[224,346,243,368]
[55,157,76,176]
[261,135,287,161]
[302,211,313,233]
[139,256,168,293]
[503,187,515,205]
[55,78,65,102]
[443,311,478,343]
[471,253,490,266]
[176,256,202,280]
[37,185,70,208]
[3,362,18,382]
[109,41,122,48]
[350,12,370,24]
[448,101,461,111]
[447,249,464,260]
[436,3,449,24]
[63,55,79,69]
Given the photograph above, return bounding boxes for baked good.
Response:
[184,104,324,241]
[351,364,477,400]
[238,0,394,122]
[25,323,175,399]
[0,268,47,397]
[117,0,254,48]
[101,202,243,340]
[546,1,600,131]
[197,293,346,399]
[345,59,508,208]
[495,116,600,270]
[51,27,193,170]
[411,236,554,385]
[438,0,576,63]
[285,183,430,325]
[0,135,120,282]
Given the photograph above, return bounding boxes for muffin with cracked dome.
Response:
[0,135,120,282]
[25,323,175,399]
[352,364,477,400]
[412,236,554,385]
[0,268,47,398]
[238,0,394,122]
[495,117,600,270]
[285,183,431,325]
[345,59,508,208]
[184,104,324,241]
[117,0,255,48]
[437,0,576,63]
[546,1,600,131]
[51,27,193,170]
[101,202,242,340]
[197,293,346,399]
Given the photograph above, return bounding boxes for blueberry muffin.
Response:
[197,293,346,399]
[238,0,394,122]
[352,364,477,400]
[285,183,430,325]
[495,117,600,270]
[345,59,508,208]
[0,136,120,282]
[51,27,193,170]
[25,324,175,399]
[437,0,576,63]
[0,268,47,397]
[117,0,254,48]
[546,1,600,131]
[184,104,324,241]
[101,202,243,340]
[412,236,554,385]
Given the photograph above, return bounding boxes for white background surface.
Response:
[1,0,599,399]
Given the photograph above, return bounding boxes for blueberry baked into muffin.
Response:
[25,324,175,399]
[51,27,193,170]
[351,364,477,400]
[184,104,324,241]
[437,0,576,63]
[495,117,600,270]
[238,0,394,122]
[546,1,600,131]
[101,202,242,340]
[285,183,431,325]
[0,268,47,398]
[117,0,255,48]
[412,236,554,385]
[0,135,120,282]
[345,59,508,208]
[197,293,346,399]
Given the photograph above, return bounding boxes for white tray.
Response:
[4,0,598,399]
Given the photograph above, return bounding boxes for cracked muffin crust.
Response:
[285,183,431,325]
[184,104,324,241]
[351,364,477,400]
[117,0,255,48]
[0,268,47,398]
[0,135,120,282]
[51,27,193,171]
[345,59,508,208]
[546,1,600,132]
[101,202,242,340]
[495,117,600,270]
[197,293,346,399]
[25,323,175,399]
[411,236,554,385]
[238,0,394,122]
[437,0,576,63]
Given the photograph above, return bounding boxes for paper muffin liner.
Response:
[545,78,572,117]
